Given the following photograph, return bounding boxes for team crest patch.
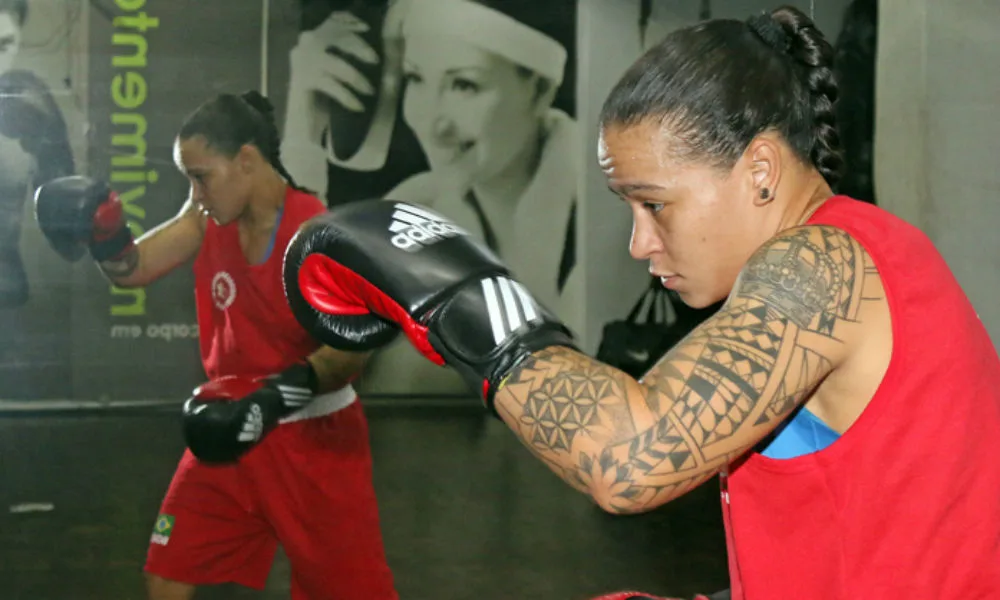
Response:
[150,514,175,546]
[211,271,237,311]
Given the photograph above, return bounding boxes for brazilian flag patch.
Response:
[150,514,175,546]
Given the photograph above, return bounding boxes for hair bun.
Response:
[239,90,275,118]
[747,13,791,53]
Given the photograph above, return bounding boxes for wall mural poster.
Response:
[71,0,264,402]
[0,0,579,402]
[274,0,581,396]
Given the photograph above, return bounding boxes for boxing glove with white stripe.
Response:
[181,362,318,463]
[283,200,578,413]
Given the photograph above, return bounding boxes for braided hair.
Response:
[600,5,844,190]
[178,90,309,193]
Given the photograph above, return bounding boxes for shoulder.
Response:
[386,173,437,203]
[0,69,50,93]
[734,224,873,330]
[0,69,60,114]
[286,187,327,220]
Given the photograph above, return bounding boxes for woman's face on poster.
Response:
[0,12,22,74]
[401,33,547,185]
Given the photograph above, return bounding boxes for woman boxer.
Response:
[34,91,397,600]
[283,5,1000,599]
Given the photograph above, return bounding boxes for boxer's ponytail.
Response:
[237,90,309,193]
[178,91,311,193]
[600,5,844,189]
[769,7,844,191]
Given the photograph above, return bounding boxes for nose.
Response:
[629,210,662,261]
[431,114,458,143]
[190,183,205,205]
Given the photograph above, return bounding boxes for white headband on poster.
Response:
[400,0,567,85]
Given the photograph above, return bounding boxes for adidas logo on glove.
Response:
[389,203,467,251]
[238,403,264,443]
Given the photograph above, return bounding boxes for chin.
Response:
[676,290,722,310]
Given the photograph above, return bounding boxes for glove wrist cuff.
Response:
[89,225,135,262]
[482,332,579,416]
[267,362,319,410]
[283,360,319,394]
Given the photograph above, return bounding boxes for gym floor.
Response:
[1,404,728,599]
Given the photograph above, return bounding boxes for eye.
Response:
[402,71,422,85]
[451,77,480,94]
[642,202,664,214]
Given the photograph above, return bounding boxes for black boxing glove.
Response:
[283,200,578,413]
[181,363,317,464]
[33,175,136,264]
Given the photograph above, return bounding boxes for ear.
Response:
[236,144,259,174]
[531,76,558,115]
[746,134,782,205]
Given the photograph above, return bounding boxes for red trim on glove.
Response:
[91,192,124,242]
[298,253,446,366]
[193,375,263,400]
[298,253,370,317]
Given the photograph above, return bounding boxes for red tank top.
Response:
[193,187,326,380]
[722,196,1000,599]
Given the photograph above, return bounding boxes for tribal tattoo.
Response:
[493,226,879,513]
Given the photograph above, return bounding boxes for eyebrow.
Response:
[607,182,665,195]
[445,66,487,75]
[404,62,488,77]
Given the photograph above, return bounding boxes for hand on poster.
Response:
[286,10,378,141]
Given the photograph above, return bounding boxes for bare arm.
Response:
[492,226,873,513]
[99,198,206,288]
[305,345,372,393]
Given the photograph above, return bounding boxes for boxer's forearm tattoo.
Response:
[99,246,140,279]
[494,227,881,513]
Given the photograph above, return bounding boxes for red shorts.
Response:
[144,393,397,599]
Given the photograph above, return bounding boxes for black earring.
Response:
[759,188,771,200]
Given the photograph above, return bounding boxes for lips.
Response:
[652,273,678,289]
[429,141,476,165]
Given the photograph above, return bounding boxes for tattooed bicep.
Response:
[639,226,868,455]
[732,225,868,330]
